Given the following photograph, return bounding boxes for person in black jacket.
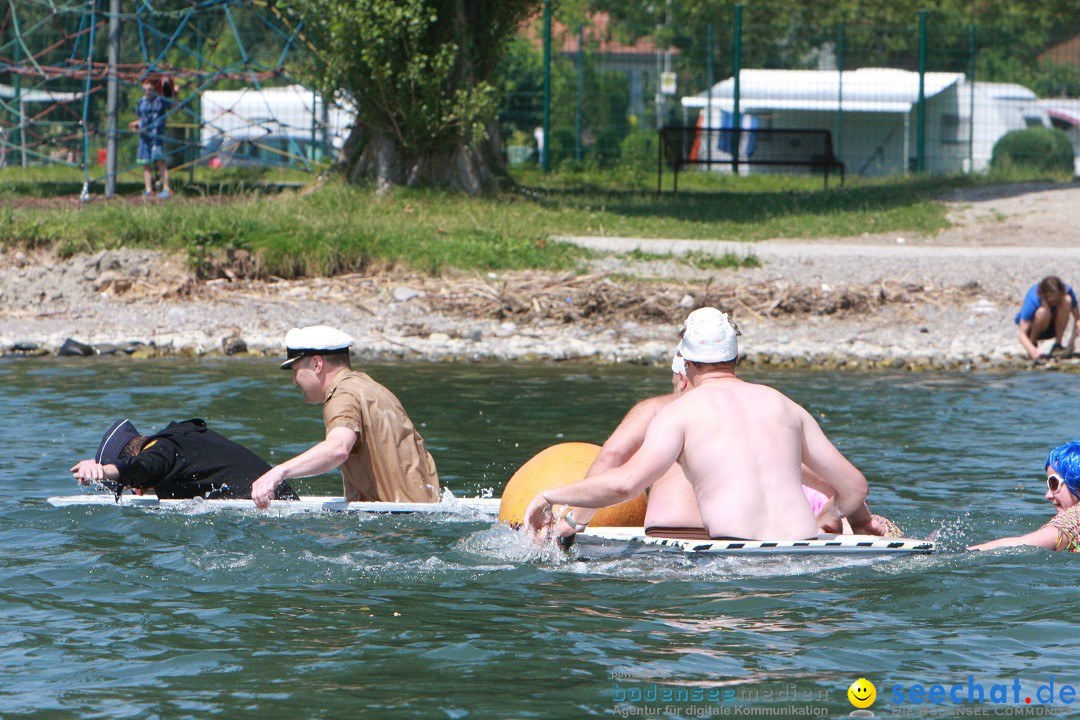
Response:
[69,418,298,500]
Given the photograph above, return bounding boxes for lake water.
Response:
[2,358,1077,719]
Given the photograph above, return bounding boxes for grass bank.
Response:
[0,165,1052,278]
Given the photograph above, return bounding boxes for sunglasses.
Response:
[1047,473,1072,495]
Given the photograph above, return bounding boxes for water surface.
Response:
[1,358,1076,718]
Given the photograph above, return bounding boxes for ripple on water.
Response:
[4,360,1080,718]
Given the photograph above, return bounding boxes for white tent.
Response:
[682,68,989,177]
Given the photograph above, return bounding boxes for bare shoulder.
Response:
[713,377,790,403]
[715,378,808,419]
[635,394,676,412]
[623,393,676,422]
[745,379,804,407]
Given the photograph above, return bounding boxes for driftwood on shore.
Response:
[41,244,982,332]
[169,269,979,325]
[423,273,977,326]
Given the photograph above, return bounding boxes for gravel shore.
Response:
[4,182,1080,371]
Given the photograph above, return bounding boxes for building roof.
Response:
[681,68,964,114]
[521,12,671,57]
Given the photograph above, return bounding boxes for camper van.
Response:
[200,84,353,169]
[1039,99,1080,176]
[680,69,1050,177]
[202,129,334,171]
[950,81,1051,173]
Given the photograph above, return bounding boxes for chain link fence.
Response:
[4,3,1078,192]
[0,0,345,195]
[499,6,1080,183]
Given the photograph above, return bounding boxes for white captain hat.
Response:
[280,325,355,369]
[676,307,739,363]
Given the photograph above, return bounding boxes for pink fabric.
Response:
[802,485,829,514]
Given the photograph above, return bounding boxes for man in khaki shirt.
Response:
[251,326,440,507]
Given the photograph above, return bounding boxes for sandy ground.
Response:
[3,181,1080,370]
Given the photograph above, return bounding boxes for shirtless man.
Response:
[554,352,701,539]
[556,349,890,539]
[525,307,868,540]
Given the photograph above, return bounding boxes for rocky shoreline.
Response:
[4,183,1080,372]
[1,245,1078,374]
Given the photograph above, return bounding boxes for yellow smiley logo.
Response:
[848,678,876,709]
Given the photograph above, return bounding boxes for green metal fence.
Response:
[0,0,342,197]
[498,4,1080,182]
[5,2,1078,193]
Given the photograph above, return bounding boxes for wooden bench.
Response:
[658,126,845,192]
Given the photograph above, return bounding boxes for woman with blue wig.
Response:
[970,441,1080,552]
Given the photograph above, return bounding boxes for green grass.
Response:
[0,164,1070,278]
[625,247,760,270]
[684,250,761,270]
[0,164,319,199]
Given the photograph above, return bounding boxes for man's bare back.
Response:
[650,375,816,538]
[524,308,868,540]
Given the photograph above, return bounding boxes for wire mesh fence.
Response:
[498,6,1080,184]
[0,0,349,195]
[3,2,1078,195]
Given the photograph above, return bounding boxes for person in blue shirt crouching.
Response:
[1016,275,1079,362]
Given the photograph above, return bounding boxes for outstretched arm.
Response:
[969,525,1060,552]
[251,426,356,508]
[70,439,175,493]
[70,459,120,484]
[524,409,683,538]
[554,396,669,536]
[1068,306,1080,353]
[1017,319,1043,360]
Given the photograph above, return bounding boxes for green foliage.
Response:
[497,36,546,138]
[1027,63,1080,100]
[549,127,578,167]
[496,30,633,167]
[576,1,1080,105]
[283,0,536,153]
[619,131,657,172]
[991,128,1075,176]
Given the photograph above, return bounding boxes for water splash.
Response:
[456,524,568,565]
[929,513,976,553]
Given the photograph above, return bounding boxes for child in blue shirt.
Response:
[1015,275,1079,361]
[128,76,172,198]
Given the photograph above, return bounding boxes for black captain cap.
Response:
[280,325,355,369]
[95,419,140,465]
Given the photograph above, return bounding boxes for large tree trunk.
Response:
[339,120,511,196]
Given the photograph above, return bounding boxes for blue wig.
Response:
[1045,442,1080,498]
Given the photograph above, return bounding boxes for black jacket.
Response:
[114,419,298,500]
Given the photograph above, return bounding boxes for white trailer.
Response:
[952,81,1050,173]
[199,84,354,165]
[1039,98,1080,176]
[680,68,1048,177]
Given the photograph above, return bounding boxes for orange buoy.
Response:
[498,442,646,527]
